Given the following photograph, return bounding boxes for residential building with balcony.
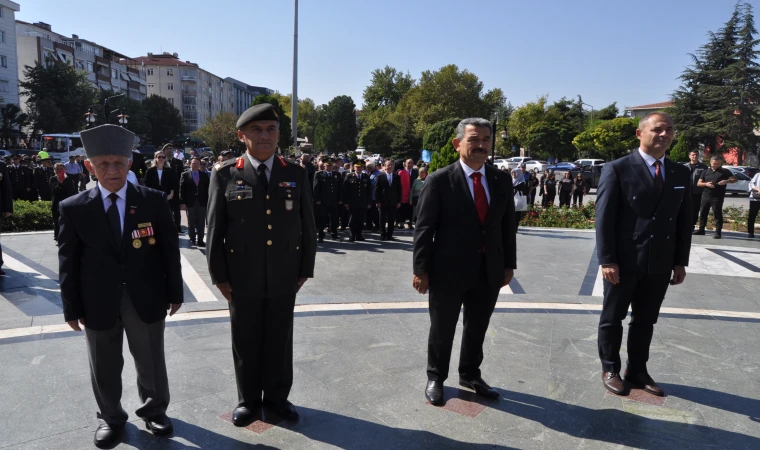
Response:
[225,77,273,116]
[15,20,147,118]
[0,1,20,107]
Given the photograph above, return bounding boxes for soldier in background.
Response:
[313,156,342,242]
[8,155,31,200]
[341,159,371,242]
[34,156,55,201]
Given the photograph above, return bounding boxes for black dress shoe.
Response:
[331,234,339,240]
[749,233,755,238]
[93,423,123,448]
[713,232,722,239]
[144,414,173,435]
[624,370,664,396]
[425,380,444,405]
[197,240,205,247]
[232,405,260,427]
[264,399,299,420]
[692,229,705,235]
[459,377,499,399]
[602,372,626,395]
[317,236,324,243]
[0,268,5,276]
[348,236,356,242]
[357,235,366,241]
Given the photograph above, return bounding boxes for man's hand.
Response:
[296,277,308,293]
[216,282,233,303]
[412,273,429,294]
[705,182,715,189]
[338,201,343,205]
[502,269,514,287]
[717,180,728,186]
[167,303,182,316]
[367,204,371,209]
[601,264,620,285]
[671,265,686,285]
[167,193,174,200]
[67,318,85,332]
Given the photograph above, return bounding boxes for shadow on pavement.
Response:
[126,419,278,449]
[660,383,760,422]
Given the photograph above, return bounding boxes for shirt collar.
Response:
[98,179,128,201]
[638,148,665,167]
[459,159,486,179]
[246,153,274,173]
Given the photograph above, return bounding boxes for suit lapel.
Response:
[121,183,140,259]
[86,188,119,258]
[449,163,480,225]
[484,165,503,226]
[630,151,658,195]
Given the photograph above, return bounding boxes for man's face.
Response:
[12,157,19,166]
[55,166,65,176]
[405,159,413,170]
[190,159,200,171]
[689,152,699,164]
[85,155,131,193]
[453,125,491,167]
[238,120,279,161]
[710,158,722,170]
[324,162,333,172]
[354,165,363,174]
[384,161,394,173]
[163,148,173,160]
[42,160,52,168]
[218,155,224,163]
[636,114,674,156]
[69,157,75,164]
[201,161,208,171]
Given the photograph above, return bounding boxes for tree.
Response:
[422,117,461,152]
[141,95,184,145]
[191,111,239,157]
[315,95,357,153]
[429,135,458,172]
[297,98,318,145]
[0,103,28,147]
[251,94,292,150]
[669,134,690,162]
[19,57,98,134]
[590,118,639,160]
[362,66,415,112]
[593,102,619,120]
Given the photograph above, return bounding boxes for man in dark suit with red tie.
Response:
[413,118,517,406]
[595,112,692,397]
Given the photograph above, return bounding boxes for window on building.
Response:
[111,68,117,79]
[0,31,5,43]
[167,69,173,76]
[0,81,8,93]
[147,68,153,76]
[0,7,4,18]
[169,98,174,105]
[75,59,85,70]
[168,83,174,91]
[87,61,94,72]
[0,56,6,68]
[147,83,154,89]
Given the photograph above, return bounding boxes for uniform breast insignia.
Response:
[133,239,142,249]
[131,226,155,247]
[277,155,288,167]
[236,157,245,169]
[285,200,294,211]
[138,222,152,229]
[278,182,296,187]
[148,237,156,246]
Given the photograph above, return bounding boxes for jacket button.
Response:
[268,224,272,230]
[266,195,270,200]
[266,209,271,215]
[667,236,670,240]
[230,249,234,253]
[633,196,637,200]
[267,240,272,246]
[237,195,242,200]
[650,235,654,238]
[296,246,300,250]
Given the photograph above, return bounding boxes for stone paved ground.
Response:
[0,228,758,449]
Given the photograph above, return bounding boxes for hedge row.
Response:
[2,200,55,232]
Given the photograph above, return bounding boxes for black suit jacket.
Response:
[58,183,183,330]
[375,171,402,206]
[413,161,517,294]
[407,168,419,183]
[207,155,317,297]
[179,170,210,207]
[143,166,178,198]
[0,162,12,214]
[595,151,692,275]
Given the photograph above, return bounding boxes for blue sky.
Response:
[16,0,755,112]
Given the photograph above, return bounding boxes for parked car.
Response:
[547,162,580,171]
[494,159,512,171]
[525,160,550,172]
[0,150,12,159]
[574,159,605,168]
[726,168,751,196]
[731,166,759,179]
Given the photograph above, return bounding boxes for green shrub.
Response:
[429,135,459,173]
[519,202,596,229]
[3,200,54,232]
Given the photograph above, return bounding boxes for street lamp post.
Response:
[291,0,299,153]
[580,102,595,159]
[117,108,129,129]
[84,108,96,129]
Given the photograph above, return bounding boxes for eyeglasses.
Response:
[156,156,166,159]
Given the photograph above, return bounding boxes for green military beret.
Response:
[80,124,135,159]
[352,159,366,168]
[322,156,335,164]
[236,103,280,129]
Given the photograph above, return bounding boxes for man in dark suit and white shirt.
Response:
[375,159,402,241]
[58,124,183,448]
[413,118,517,406]
[595,112,691,397]
[179,156,210,246]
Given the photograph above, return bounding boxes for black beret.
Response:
[237,103,280,129]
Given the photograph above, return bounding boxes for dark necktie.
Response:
[470,172,488,224]
[257,164,268,192]
[653,161,664,193]
[106,193,122,246]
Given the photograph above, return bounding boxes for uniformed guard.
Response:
[8,154,31,200]
[341,159,372,242]
[33,153,55,201]
[206,103,317,426]
[313,156,342,242]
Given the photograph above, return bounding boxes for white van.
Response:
[42,133,86,161]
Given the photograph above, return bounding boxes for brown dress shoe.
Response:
[624,370,664,396]
[602,372,625,395]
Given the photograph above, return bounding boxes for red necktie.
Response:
[471,172,488,224]
[654,161,663,192]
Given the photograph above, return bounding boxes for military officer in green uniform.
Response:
[313,156,342,242]
[206,104,317,426]
[341,159,371,242]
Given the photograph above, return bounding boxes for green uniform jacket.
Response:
[341,172,371,208]
[206,154,317,297]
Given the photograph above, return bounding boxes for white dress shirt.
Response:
[98,181,128,234]
[638,148,666,182]
[126,171,138,185]
[157,168,163,184]
[459,159,491,204]
[246,153,274,182]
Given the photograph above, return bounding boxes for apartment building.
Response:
[0,1,20,106]
[225,77,273,116]
[15,20,147,117]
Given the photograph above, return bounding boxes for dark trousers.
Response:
[0,215,4,267]
[427,263,498,382]
[528,189,536,206]
[317,204,339,237]
[559,190,571,207]
[379,205,397,238]
[52,210,60,240]
[79,174,88,191]
[748,201,760,235]
[572,190,584,206]
[349,206,367,237]
[397,203,412,226]
[691,193,703,226]
[229,293,297,407]
[366,204,379,229]
[84,292,170,425]
[26,189,38,202]
[598,272,670,373]
[170,201,182,232]
[186,203,207,242]
[340,204,350,229]
[698,195,724,232]
[543,192,556,207]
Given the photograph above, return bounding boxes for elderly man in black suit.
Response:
[413,118,517,406]
[58,124,183,448]
[595,112,692,397]
[179,156,210,246]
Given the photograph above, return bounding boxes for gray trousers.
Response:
[186,203,206,242]
[84,292,170,425]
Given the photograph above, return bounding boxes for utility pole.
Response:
[291,0,299,153]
